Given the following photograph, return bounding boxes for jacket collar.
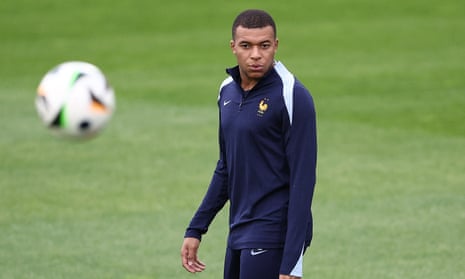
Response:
[225,63,278,92]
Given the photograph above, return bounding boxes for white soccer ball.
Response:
[35,61,116,139]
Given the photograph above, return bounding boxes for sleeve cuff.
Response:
[184,229,203,241]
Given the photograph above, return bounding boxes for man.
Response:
[181,9,317,279]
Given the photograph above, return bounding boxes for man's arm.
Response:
[280,85,317,276]
[184,104,229,239]
[182,109,229,272]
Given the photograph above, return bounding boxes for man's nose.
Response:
[250,46,261,59]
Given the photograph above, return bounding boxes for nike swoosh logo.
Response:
[223,100,232,106]
[250,249,268,256]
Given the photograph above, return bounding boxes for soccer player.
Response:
[181,9,317,279]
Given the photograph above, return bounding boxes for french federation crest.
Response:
[257,98,269,117]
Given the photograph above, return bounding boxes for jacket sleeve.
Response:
[280,85,317,275]
[184,107,229,240]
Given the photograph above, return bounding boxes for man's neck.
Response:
[241,79,259,91]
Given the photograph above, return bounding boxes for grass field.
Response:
[1,0,464,278]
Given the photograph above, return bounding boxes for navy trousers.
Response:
[224,248,283,279]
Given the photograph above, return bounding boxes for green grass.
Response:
[1,0,464,278]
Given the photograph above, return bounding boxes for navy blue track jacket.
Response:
[185,61,317,275]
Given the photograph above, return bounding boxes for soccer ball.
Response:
[35,61,115,139]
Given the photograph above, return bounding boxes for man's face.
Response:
[230,25,278,86]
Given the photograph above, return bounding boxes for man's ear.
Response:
[230,40,236,54]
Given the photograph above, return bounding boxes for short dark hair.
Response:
[232,9,277,39]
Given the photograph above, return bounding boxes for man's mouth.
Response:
[249,64,264,71]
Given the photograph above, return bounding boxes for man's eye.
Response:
[261,44,271,49]
[240,43,250,49]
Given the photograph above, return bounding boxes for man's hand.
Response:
[280,275,301,279]
[181,237,206,273]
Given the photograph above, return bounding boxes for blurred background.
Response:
[0,0,464,278]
